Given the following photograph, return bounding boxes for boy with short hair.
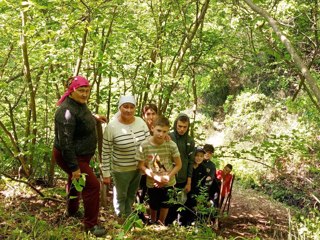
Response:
[179,147,207,226]
[136,116,182,225]
[166,113,195,225]
[202,144,219,206]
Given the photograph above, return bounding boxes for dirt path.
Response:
[217,185,289,240]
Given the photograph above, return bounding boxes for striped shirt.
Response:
[136,138,180,188]
[101,117,149,177]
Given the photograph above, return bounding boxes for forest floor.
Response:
[216,185,290,240]
[0,179,291,239]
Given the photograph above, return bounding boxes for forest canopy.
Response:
[0,0,320,238]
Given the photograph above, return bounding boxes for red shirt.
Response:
[216,170,233,197]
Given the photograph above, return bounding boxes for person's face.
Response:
[176,120,189,136]
[204,150,213,160]
[120,103,136,121]
[70,86,90,104]
[195,152,204,165]
[152,125,169,144]
[223,166,232,175]
[143,109,157,126]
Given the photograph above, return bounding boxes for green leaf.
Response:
[73,183,83,192]
[78,177,85,187]
[134,219,144,228]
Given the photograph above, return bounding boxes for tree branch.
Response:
[220,155,273,168]
[243,0,320,106]
[0,172,64,203]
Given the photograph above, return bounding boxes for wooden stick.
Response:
[226,174,235,214]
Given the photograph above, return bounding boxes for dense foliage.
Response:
[0,0,320,238]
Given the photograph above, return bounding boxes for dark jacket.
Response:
[190,164,207,196]
[54,97,97,171]
[169,113,195,184]
[201,159,217,199]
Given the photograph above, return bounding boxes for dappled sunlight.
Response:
[0,178,33,199]
[206,130,225,147]
[0,178,292,239]
[217,185,289,240]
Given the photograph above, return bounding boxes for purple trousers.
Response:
[54,148,100,229]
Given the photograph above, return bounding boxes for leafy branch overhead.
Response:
[0,0,320,238]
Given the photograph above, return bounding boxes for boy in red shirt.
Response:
[216,164,233,208]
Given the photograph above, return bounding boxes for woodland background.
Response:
[0,0,320,239]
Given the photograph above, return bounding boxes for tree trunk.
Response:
[21,6,37,176]
[170,0,210,78]
[74,27,89,76]
[243,0,320,105]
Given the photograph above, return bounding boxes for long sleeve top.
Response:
[216,170,233,197]
[54,97,97,171]
[202,159,217,198]
[169,113,195,184]
[169,131,195,184]
[190,164,207,196]
[101,117,149,177]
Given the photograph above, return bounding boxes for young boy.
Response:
[136,116,182,225]
[202,144,218,205]
[166,113,195,225]
[179,147,207,226]
[216,164,233,208]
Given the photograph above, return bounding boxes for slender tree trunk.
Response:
[74,27,89,76]
[159,0,210,114]
[190,67,197,138]
[242,0,320,105]
[21,6,37,176]
[94,6,117,114]
[170,0,210,78]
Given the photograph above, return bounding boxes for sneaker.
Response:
[147,219,157,225]
[87,225,107,237]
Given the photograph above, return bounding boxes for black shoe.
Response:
[138,212,147,223]
[65,211,84,219]
[87,225,107,237]
[147,219,157,225]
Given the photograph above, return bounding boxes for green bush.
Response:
[289,209,320,240]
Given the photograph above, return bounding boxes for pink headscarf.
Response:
[56,76,90,106]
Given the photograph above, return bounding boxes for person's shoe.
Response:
[65,211,84,219]
[147,219,157,225]
[138,212,147,223]
[86,225,107,237]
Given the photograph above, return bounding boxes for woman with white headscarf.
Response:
[101,95,149,218]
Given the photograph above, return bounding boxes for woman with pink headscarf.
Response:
[53,76,106,237]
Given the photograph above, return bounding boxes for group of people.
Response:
[53,76,233,237]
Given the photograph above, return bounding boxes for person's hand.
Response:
[153,174,162,183]
[154,182,166,188]
[72,169,81,180]
[153,174,165,188]
[161,175,170,183]
[103,177,111,185]
[94,114,107,123]
[184,183,191,193]
[164,134,171,142]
